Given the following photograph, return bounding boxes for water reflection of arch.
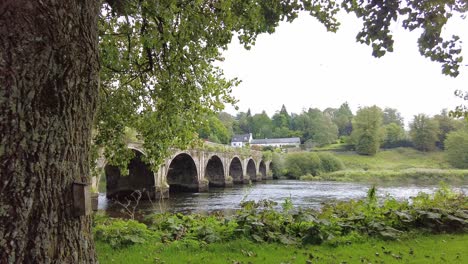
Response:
[166,152,200,193]
[205,154,225,187]
[104,148,155,199]
[259,160,267,180]
[229,156,244,184]
[246,159,257,182]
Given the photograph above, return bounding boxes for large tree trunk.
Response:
[0,0,100,262]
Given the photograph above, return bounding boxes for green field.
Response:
[96,233,468,264]
[333,148,450,170]
[310,148,468,184]
[318,168,468,184]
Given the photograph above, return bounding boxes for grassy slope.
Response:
[333,147,450,170]
[97,233,468,264]
[315,148,468,184]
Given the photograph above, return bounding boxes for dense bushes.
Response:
[317,152,345,172]
[282,152,344,178]
[285,152,322,178]
[271,152,287,177]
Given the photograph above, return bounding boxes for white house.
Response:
[231,133,301,148]
[230,133,252,147]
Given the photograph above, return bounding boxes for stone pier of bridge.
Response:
[94,143,273,199]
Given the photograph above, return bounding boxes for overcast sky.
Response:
[219,12,468,126]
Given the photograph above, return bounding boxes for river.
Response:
[98,180,468,216]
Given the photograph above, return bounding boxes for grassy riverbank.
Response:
[333,148,450,170]
[308,168,468,184]
[96,233,468,263]
[299,148,468,184]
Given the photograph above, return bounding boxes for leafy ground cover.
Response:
[95,186,468,263]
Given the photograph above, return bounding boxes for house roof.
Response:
[231,133,251,143]
[251,137,301,145]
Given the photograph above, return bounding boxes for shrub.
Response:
[282,152,344,178]
[285,152,322,178]
[317,152,345,172]
[262,150,273,161]
[271,152,287,177]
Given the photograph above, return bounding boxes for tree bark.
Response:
[0,0,99,262]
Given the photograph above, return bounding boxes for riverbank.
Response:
[299,148,468,184]
[305,168,468,185]
[95,186,468,263]
[333,148,450,170]
[96,233,468,263]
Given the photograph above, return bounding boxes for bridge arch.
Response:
[229,156,244,184]
[167,153,200,192]
[95,143,273,199]
[104,148,155,199]
[246,159,257,182]
[205,155,225,187]
[268,161,275,179]
[259,160,267,180]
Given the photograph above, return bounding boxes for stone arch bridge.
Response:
[94,143,273,198]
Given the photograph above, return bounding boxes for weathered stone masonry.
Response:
[93,143,272,199]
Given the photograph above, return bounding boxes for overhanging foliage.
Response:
[93,0,467,170]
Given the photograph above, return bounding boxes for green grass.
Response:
[313,142,351,151]
[307,148,468,184]
[319,168,468,184]
[333,148,451,170]
[96,233,468,263]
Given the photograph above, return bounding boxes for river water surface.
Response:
[98,180,468,216]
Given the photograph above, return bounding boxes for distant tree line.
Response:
[198,103,468,167]
[198,102,354,146]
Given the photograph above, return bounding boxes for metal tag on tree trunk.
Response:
[73,182,92,216]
